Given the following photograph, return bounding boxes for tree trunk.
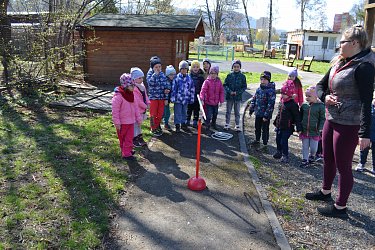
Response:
[0,0,11,84]
[242,0,253,47]
[268,0,272,49]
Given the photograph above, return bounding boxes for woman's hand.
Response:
[359,138,371,151]
[325,95,338,105]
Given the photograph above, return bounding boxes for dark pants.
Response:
[359,143,375,165]
[322,120,359,207]
[255,116,270,145]
[205,104,218,126]
[187,101,200,123]
[275,128,292,157]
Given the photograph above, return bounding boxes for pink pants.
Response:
[116,123,134,157]
[150,100,165,130]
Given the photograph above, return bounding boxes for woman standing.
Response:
[305,25,375,219]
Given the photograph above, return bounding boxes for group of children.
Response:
[249,68,325,166]
[111,56,247,161]
[111,58,375,173]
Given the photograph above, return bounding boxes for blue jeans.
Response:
[205,104,218,125]
[174,103,188,125]
[225,99,241,126]
[360,143,375,166]
[276,128,292,157]
[163,103,170,125]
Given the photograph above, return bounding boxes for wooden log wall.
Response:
[84,30,191,85]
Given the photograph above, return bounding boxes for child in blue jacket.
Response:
[249,71,276,147]
[171,60,195,132]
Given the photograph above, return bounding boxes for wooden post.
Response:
[365,0,375,46]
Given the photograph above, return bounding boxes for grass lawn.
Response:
[0,96,151,248]
[190,50,331,75]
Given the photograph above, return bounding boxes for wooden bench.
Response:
[296,56,314,71]
[263,49,276,58]
[282,54,296,67]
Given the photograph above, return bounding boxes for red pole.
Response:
[196,119,202,178]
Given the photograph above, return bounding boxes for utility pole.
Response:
[267,0,272,49]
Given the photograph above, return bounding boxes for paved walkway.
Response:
[110,93,290,249]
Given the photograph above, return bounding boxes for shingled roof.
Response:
[78,14,204,34]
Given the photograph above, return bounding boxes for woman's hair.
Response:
[343,25,369,50]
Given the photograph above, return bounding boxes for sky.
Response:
[174,0,361,31]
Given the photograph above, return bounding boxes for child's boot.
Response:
[133,135,142,148]
[175,124,181,132]
[273,151,282,159]
[193,120,198,128]
[280,155,289,163]
[138,134,147,146]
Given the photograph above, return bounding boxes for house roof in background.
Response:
[78,14,204,33]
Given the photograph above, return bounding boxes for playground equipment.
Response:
[187,95,207,191]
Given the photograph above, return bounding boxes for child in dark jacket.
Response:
[146,56,169,137]
[223,59,247,131]
[187,60,205,128]
[298,86,325,167]
[171,60,195,132]
[356,98,375,174]
[249,71,276,147]
[273,80,301,163]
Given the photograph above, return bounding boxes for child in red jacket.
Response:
[112,73,142,161]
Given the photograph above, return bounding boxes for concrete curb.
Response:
[239,97,292,250]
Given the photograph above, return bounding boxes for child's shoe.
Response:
[133,136,143,148]
[164,123,172,131]
[299,159,309,168]
[152,129,162,137]
[370,167,375,174]
[186,120,191,127]
[123,155,136,161]
[308,156,316,164]
[192,120,198,128]
[181,123,190,131]
[224,124,230,130]
[211,122,217,130]
[355,163,365,172]
[273,151,282,159]
[138,135,147,146]
[234,125,241,132]
[280,155,289,163]
[315,154,323,162]
[175,124,181,132]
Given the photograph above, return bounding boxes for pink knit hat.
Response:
[209,65,219,74]
[281,80,295,97]
[119,73,133,88]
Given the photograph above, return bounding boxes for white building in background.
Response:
[286,30,341,61]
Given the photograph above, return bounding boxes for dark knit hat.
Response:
[260,71,271,81]
[203,58,212,66]
[231,59,241,69]
[150,56,162,69]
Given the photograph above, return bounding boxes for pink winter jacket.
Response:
[112,92,142,125]
[200,77,225,106]
[133,84,150,114]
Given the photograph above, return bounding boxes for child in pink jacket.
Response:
[112,73,142,161]
[131,67,150,147]
[199,65,224,130]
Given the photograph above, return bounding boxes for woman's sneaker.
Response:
[305,190,333,202]
[355,163,365,172]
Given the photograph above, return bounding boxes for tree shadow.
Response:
[0,100,126,247]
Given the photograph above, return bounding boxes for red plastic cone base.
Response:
[188,177,207,191]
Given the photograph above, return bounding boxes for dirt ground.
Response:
[243,98,375,249]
